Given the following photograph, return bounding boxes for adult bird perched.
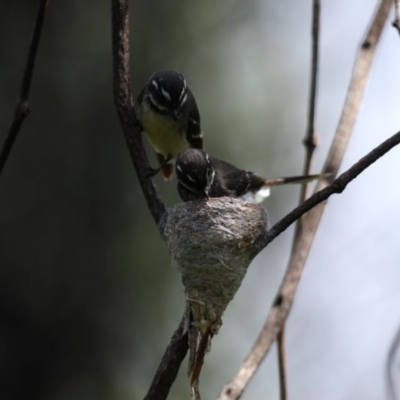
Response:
[176,148,327,203]
[136,71,203,180]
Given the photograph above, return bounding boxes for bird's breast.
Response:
[140,105,187,157]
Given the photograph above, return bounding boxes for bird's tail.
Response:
[263,172,330,187]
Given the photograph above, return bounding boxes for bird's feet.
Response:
[143,166,161,179]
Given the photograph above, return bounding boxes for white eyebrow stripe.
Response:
[176,165,183,173]
[151,80,158,90]
[180,93,188,106]
[179,81,187,100]
[161,88,171,101]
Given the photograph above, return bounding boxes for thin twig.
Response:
[111,0,166,228]
[217,1,392,399]
[143,317,189,400]
[217,129,400,400]
[393,0,400,34]
[276,324,288,400]
[299,0,321,202]
[277,2,321,399]
[0,0,49,178]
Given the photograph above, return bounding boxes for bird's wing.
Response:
[210,157,264,197]
[185,89,203,149]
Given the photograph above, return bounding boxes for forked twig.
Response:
[0,0,49,178]
[217,1,392,399]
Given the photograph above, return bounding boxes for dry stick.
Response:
[393,0,400,34]
[277,2,321,399]
[217,1,392,399]
[217,129,400,400]
[111,0,166,227]
[0,0,49,178]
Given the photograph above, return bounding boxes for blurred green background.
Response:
[1,1,400,400]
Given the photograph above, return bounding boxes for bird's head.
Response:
[146,71,188,119]
[176,149,214,200]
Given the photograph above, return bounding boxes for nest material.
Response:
[161,197,269,379]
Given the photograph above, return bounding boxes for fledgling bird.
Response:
[176,148,327,203]
[136,71,203,180]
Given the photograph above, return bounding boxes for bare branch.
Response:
[217,129,400,400]
[111,0,166,228]
[277,2,322,399]
[0,0,49,178]
[276,327,288,400]
[321,0,391,178]
[143,317,189,400]
[393,0,400,34]
[301,0,321,195]
[217,1,392,398]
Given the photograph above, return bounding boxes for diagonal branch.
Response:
[217,1,393,399]
[111,0,166,228]
[143,316,189,400]
[217,129,400,400]
[0,0,49,178]
[320,0,392,178]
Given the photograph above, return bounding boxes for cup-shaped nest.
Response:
[162,197,269,337]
